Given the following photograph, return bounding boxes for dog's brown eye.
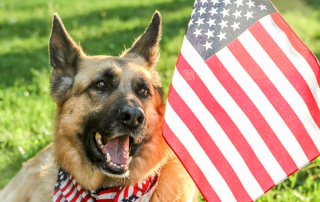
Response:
[138,88,148,95]
[94,81,106,89]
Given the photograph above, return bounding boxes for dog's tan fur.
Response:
[0,11,198,202]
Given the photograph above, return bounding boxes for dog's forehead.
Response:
[75,56,151,85]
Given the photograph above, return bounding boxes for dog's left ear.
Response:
[122,11,162,69]
[49,13,84,103]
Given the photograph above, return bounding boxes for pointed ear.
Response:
[122,11,162,69]
[49,13,83,102]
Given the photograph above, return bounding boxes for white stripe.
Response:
[215,47,287,183]
[54,190,63,201]
[128,185,134,197]
[62,181,74,195]
[66,187,78,201]
[60,178,70,189]
[165,102,237,202]
[260,15,320,109]
[238,29,310,167]
[117,187,126,202]
[260,15,320,151]
[75,196,82,202]
[97,192,117,199]
[172,67,263,199]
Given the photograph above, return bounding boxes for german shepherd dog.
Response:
[0,11,198,202]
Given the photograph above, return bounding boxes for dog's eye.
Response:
[94,81,107,89]
[138,88,148,95]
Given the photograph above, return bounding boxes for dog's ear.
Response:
[122,11,162,69]
[49,13,83,102]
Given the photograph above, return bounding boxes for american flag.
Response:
[162,0,320,201]
[53,168,159,202]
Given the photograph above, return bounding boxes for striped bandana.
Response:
[53,168,159,202]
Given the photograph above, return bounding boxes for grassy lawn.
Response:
[1,0,320,201]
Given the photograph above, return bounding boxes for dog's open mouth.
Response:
[90,132,134,177]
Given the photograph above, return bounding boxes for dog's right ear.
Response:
[49,13,83,103]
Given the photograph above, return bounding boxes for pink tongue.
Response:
[101,135,129,164]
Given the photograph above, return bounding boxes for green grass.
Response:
[1,0,320,201]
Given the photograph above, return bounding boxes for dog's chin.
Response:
[89,131,140,178]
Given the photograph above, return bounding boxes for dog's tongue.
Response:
[101,135,129,164]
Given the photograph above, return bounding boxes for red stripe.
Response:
[177,53,274,191]
[167,85,252,201]
[61,178,72,192]
[228,38,310,167]
[123,186,129,199]
[56,190,64,202]
[162,121,221,202]
[205,53,298,176]
[249,21,320,160]
[271,12,320,88]
[70,181,86,202]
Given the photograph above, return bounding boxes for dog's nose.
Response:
[118,106,145,129]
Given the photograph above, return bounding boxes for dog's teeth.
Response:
[126,156,132,165]
[97,139,102,145]
[95,132,102,140]
[100,145,103,149]
[117,166,121,169]
[110,162,114,166]
[106,153,111,163]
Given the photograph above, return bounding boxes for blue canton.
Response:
[186,0,276,60]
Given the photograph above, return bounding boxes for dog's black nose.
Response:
[119,106,145,129]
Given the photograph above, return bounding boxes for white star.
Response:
[195,18,204,26]
[222,0,231,6]
[60,175,64,180]
[217,31,227,41]
[198,7,206,16]
[199,0,208,5]
[220,8,230,18]
[191,9,197,16]
[232,10,242,19]
[206,18,216,27]
[210,0,220,5]
[208,7,218,16]
[194,0,198,6]
[258,4,267,11]
[230,21,240,31]
[218,19,228,29]
[204,30,215,39]
[234,0,243,7]
[244,10,254,20]
[246,0,255,8]
[193,29,202,37]
[188,19,194,27]
[203,41,213,50]
[55,183,59,187]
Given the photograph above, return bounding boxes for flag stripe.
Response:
[164,102,236,201]
[250,20,320,157]
[168,84,252,201]
[258,15,320,152]
[176,53,275,191]
[162,122,221,202]
[219,39,302,173]
[206,54,292,181]
[171,61,264,199]
[236,31,310,168]
[270,13,320,89]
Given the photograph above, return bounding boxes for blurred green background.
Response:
[1,0,320,201]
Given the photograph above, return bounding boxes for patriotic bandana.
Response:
[54,168,159,202]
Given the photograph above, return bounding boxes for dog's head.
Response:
[49,11,169,190]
